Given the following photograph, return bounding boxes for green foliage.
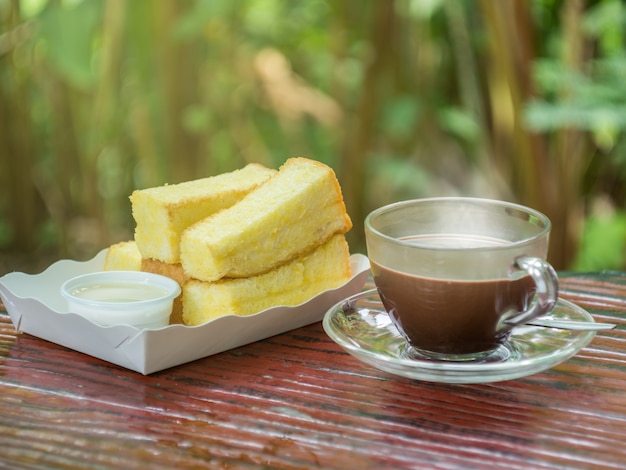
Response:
[0,219,11,247]
[38,0,102,90]
[523,0,626,270]
[438,107,480,144]
[525,0,626,149]
[573,211,626,271]
[381,96,423,142]
[368,156,433,201]
[526,56,626,149]
[2,0,626,272]
[583,0,625,55]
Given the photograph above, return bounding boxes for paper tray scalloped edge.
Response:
[0,250,370,374]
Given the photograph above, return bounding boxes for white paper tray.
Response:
[0,250,370,374]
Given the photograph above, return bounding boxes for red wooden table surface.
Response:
[1,272,625,469]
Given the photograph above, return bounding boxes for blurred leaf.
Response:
[408,0,444,19]
[182,105,211,134]
[20,0,47,19]
[525,54,626,142]
[370,156,431,197]
[525,101,626,131]
[592,117,620,150]
[572,211,626,271]
[36,219,60,249]
[532,59,586,95]
[0,218,11,246]
[582,0,625,56]
[39,1,103,89]
[174,1,238,39]
[381,96,422,141]
[438,107,480,143]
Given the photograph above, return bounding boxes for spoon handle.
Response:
[525,319,617,331]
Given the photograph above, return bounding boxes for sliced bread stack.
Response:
[104,158,353,326]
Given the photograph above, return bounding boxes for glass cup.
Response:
[364,197,559,362]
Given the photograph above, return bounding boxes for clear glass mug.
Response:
[364,197,559,362]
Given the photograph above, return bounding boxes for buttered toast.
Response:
[104,240,189,286]
[180,157,352,282]
[182,234,351,325]
[130,163,276,263]
[103,235,351,326]
[105,157,353,327]
[103,241,142,271]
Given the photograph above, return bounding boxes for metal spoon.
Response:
[523,318,617,331]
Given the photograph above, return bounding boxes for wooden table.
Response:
[1,272,625,469]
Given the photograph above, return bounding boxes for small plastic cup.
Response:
[61,271,181,329]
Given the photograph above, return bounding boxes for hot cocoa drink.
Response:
[372,262,535,354]
[370,234,536,355]
[365,198,558,361]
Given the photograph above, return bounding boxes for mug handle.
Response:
[502,256,559,329]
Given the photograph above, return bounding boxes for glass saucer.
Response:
[322,289,597,384]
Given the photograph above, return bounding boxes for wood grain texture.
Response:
[1,272,625,469]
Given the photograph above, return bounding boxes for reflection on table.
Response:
[0,272,625,469]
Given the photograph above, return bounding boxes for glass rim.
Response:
[364,197,551,251]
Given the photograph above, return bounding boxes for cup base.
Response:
[401,343,512,364]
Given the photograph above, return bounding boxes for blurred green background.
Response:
[2,0,626,275]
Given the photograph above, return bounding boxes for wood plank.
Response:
[0,273,625,468]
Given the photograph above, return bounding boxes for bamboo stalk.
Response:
[478,0,579,268]
[1,0,39,254]
[156,0,202,183]
[86,0,126,246]
[125,2,165,188]
[554,0,591,268]
[339,0,396,253]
